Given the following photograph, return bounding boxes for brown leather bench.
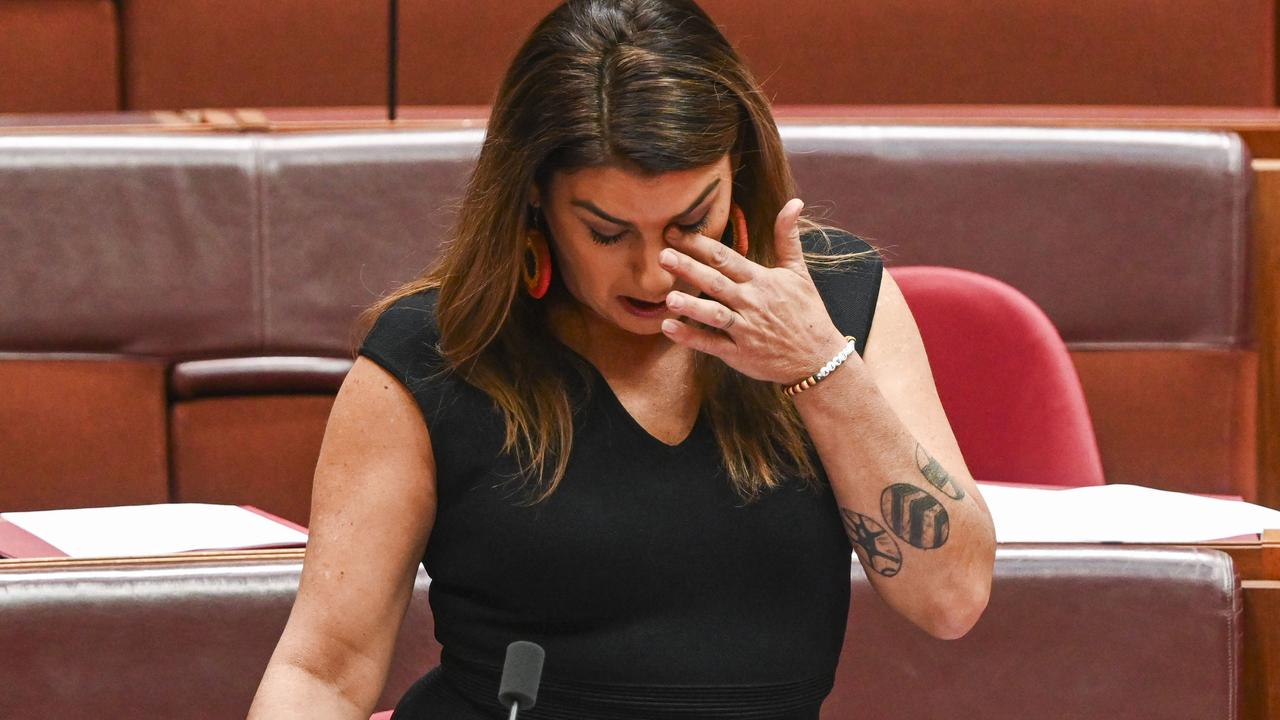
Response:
[0,545,1239,718]
[782,124,1256,500]
[828,545,1242,720]
[0,124,1255,523]
[0,550,438,717]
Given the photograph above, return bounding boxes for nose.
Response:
[632,231,678,299]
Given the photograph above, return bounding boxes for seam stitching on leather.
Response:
[1226,133,1247,351]
[1223,551,1238,720]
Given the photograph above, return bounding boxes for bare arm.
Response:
[793,270,995,640]
[248,356,438,717]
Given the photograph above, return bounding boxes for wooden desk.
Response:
[1196,529,1280,720]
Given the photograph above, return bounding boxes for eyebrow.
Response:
[570,178,721,227]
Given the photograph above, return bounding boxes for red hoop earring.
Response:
[729,202,749,256]
[523,228,552,299]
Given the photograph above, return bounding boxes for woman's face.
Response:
[533,153,734,336]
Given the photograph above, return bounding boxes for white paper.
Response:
[1,504,307,557]
[5,487,1276,556]
[977,482,1280,543]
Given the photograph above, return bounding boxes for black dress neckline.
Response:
[554,340,707,452]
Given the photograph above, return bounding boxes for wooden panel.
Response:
[0,0,120,112]
[395,0,1275,106]
[0,358,169,510]
[1071,350,1257,499]
[701,0,1275,106]
[1189,531,1280,719]
[1243,581,1280,720]
[399,0,559,105]
[120,0,386,109]
[170,395,335,526]
[1256,162,1280,511]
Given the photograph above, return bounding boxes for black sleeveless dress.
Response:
[359,229,883,719]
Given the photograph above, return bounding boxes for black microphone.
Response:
[498,640,545,719]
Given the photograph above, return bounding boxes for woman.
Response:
[250,0,995,717]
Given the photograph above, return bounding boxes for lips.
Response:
[621,296,668,317]
[627,297,665,308]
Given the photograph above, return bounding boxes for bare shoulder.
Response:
[308,356,437,557]
[861,270,923,397]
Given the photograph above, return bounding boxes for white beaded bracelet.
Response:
[784,335,857,397]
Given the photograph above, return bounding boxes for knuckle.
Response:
[709,274,726,294]
[711,245,728,267]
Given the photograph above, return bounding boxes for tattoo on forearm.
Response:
[880,483,950,549]
[916,444,964,500]
[840,445,964,576]
[840,508,903,577]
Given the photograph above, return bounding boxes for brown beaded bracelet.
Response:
[783,335,857,397]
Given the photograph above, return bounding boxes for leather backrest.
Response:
[0,134,259,357]
[784,125,1254,349]
[1,127,1248,356]
[0,553,440,718]
[0,546,1239,718]
[824,545,1241,720]
[258,131,479,354]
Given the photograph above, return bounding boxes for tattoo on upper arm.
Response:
[916,444,964,500]
[840,508,902,577]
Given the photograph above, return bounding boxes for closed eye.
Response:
[589,214,711,246]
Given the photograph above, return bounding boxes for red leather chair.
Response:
[890,265,1105,487]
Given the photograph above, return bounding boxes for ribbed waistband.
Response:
[441,654,831,719]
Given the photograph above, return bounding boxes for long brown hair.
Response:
[360,0,868,504]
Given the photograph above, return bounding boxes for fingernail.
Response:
[662,319,679,334]
[660,249,677,266]
[666,293,683,309]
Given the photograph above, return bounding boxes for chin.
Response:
[629,319,667,335]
